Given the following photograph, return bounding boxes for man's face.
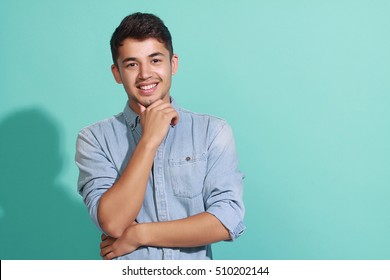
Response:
[112,38,178,114]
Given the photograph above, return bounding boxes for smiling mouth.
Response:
[138,83,158,90]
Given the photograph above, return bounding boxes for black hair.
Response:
[110,12,173,65]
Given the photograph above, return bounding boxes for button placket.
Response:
[154,128,174,259]
[154,147,168,222]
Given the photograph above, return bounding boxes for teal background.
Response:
[1,0,389,259]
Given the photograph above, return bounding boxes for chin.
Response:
[140,95,159,106]
[142,94,169,106]
[142,99,154,107]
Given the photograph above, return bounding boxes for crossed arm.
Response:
[97,100,230,259]
[100,212,230,260]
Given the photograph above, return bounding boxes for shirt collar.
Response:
[123,97,178,132]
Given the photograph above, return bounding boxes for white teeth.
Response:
[140,84,157,90]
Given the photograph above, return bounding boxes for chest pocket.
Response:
[168,153,207,198]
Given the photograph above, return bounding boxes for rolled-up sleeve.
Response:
[203,123,245,241]
[75,128,118,232]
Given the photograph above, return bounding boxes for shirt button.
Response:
[130,123,135,129]
[185,156,191,161]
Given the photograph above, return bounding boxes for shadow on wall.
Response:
[0,108,99,259]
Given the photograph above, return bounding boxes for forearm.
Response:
[98,139,157,237]
[138,212,231,248]
[98,101,179,238]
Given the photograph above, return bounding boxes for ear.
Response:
[111,64,122,84]
[171,54,179,75]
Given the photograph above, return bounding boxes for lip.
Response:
[137,82,158,95]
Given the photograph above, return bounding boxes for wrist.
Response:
[135,223,150,247]
[138,136,160,152]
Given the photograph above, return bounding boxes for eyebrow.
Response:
[121,52,166,64]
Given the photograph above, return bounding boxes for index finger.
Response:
[137,103,146,114]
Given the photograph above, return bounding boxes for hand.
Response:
[100,222,141,260]
[138,100,179,149]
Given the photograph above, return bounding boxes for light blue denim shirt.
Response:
[75,99,245,260]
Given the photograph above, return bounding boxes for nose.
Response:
[138,64,152,80]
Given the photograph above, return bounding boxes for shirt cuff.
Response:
[207,203,246,241]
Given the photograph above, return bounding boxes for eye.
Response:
[126,62,137,68]
[151,58,161,64]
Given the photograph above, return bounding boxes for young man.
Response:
[75,12,245,260]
